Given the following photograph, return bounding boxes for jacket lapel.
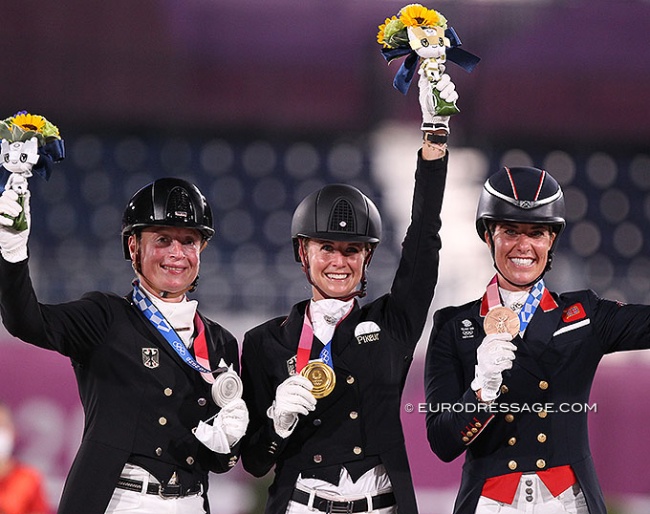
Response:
[279,301,309,352]
[329,303,361,374]
[514,291,563,377]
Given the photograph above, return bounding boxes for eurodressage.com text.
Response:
[415,402,598,414]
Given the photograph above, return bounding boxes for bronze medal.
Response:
[300,361,336,399]
[483,306,520,338]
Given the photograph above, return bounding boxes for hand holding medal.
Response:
[0,112,65,231]
[471,332,517,402]
[377,4,480,115]
[268,375,316,438]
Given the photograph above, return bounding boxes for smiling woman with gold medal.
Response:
[238,6,467,511]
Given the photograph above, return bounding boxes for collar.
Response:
[310,298,354,325]
[140,285,198,346]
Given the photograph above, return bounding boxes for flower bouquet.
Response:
[377,3,480,116]
[0,112,65,230]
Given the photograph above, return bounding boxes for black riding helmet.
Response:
[121,177,214,260]
[291,183,382,299]
[291,183,382,261]
[476,166,565,284]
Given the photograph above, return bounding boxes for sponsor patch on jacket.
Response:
[142,348,160,369]
[354,321,381,344]
[562,303,586,322]
[457,319,477,340]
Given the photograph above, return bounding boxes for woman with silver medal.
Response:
[0,175,247,514]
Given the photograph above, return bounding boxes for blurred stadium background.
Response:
[1,0,650,512]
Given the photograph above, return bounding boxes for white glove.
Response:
[218,398,249,446]
[0,189,30,263]
[266,375,316,439]
[470,332,517,402]
[195,398,249,453]
[418,68,458,133]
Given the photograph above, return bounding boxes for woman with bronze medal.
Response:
[239,39,462,514]
[425,166,650,514]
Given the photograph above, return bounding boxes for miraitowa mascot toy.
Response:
[0,111,65,230]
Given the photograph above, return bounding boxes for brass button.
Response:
[505,414,515,423]
[353,446,362,455]
[536,459,546,469]
[462,436,469,443]
[475,422,482,428]
[500,385,509,394]
[159,417,167,426]
[508,437,517,446]
[186,456,195,465]
[313,454,322,463]
[471,427,478,434]
[537,433,547,443]
[466,431,474,438]
[164,388,173,397]
[349,411,358,420]
[155,447,163,456]
[538,410,548,419]
[508,460,517,470]
[539,380,549,390]
[197,398,207,406]
[346,376,355,385]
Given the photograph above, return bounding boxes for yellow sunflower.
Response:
[11,112,46,133]
[399,3,443,28]
[0,111,61,143]
[377,16,404,48]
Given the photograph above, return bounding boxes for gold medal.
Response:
[300,361,336,399]
[483,306,520,338]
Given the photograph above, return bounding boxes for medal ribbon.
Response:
[519,280,545,333]
[295,304,351,373]
[193,314,218,384]
[485,275,546,334]
[132,281,215,377]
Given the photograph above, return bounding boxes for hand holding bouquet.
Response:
[377,4,479,116]
[0,112,64,231]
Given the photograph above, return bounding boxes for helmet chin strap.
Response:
[298,238,370,302]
